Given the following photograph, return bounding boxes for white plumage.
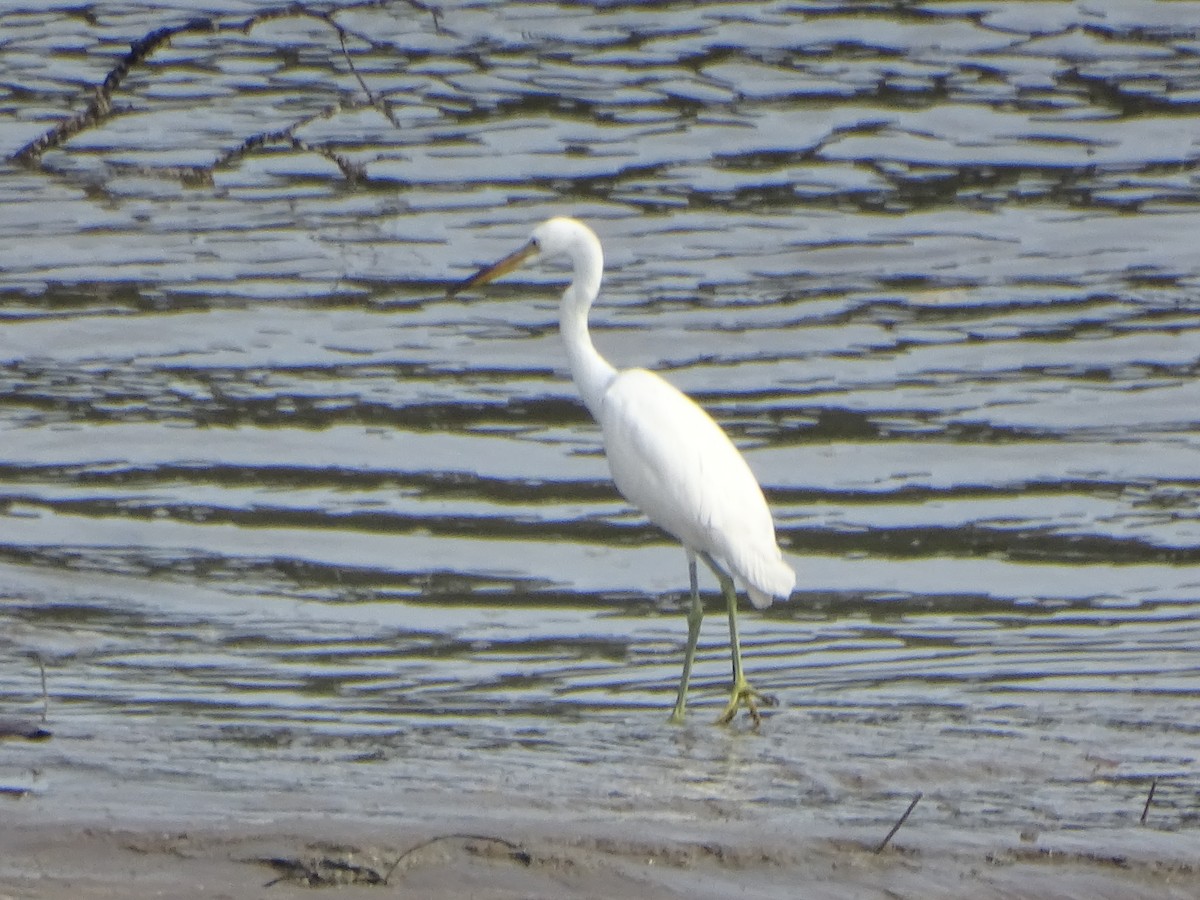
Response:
[600,368,794,609]
[451,216,795,725]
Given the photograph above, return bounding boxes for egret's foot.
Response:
[669,678,693,725]
[715,679,777,727]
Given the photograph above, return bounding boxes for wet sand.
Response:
[4,725,1197,900]
[5,803,1197,900]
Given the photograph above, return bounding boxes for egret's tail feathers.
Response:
[745,556,796,610]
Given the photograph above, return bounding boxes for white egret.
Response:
[450,217,795,725]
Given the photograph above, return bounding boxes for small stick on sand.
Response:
[875,792,922,854]
[380,833,530,885]
[1139,777,1158,825]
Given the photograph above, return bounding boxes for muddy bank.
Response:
[4,802,1197,900]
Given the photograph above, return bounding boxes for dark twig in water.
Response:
[11,22,188,164]
[1140,777,1158,825]
[875,792,922,854]
[9,0,439,181]
[380,833,531,885]
[0,657,52,741]
[324,12,404,130]
[201,122,368,184]
[37,657,48,723]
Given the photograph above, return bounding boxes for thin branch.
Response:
[205,117,369,183]
[321,11,404,129]
[1139,778,1158,825]
[9,0,440,179]
[11,22,204,164]
[875,792,922,853]
[380,833,531,885]
[38,657,48,723]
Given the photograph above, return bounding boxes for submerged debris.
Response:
[261,834,531,888]
[261,852,388,888]
[0,717,51,742]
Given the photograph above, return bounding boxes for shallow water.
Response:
[1,0,1198,851]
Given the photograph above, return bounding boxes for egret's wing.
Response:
[599,369,794,605]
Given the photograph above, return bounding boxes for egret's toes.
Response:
[715,681,777,727]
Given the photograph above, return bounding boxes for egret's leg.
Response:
[701,553,775,726]
[669,553,704,725]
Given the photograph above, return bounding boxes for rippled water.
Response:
[1,0,1198,844]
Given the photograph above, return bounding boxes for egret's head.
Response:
[448,217,600,297]
[529,216,592,259]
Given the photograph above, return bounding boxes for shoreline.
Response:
[5,796,1197,899]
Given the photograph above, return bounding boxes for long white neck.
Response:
[559,248,617,422]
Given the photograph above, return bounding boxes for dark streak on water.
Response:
[0,0,1198,848]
